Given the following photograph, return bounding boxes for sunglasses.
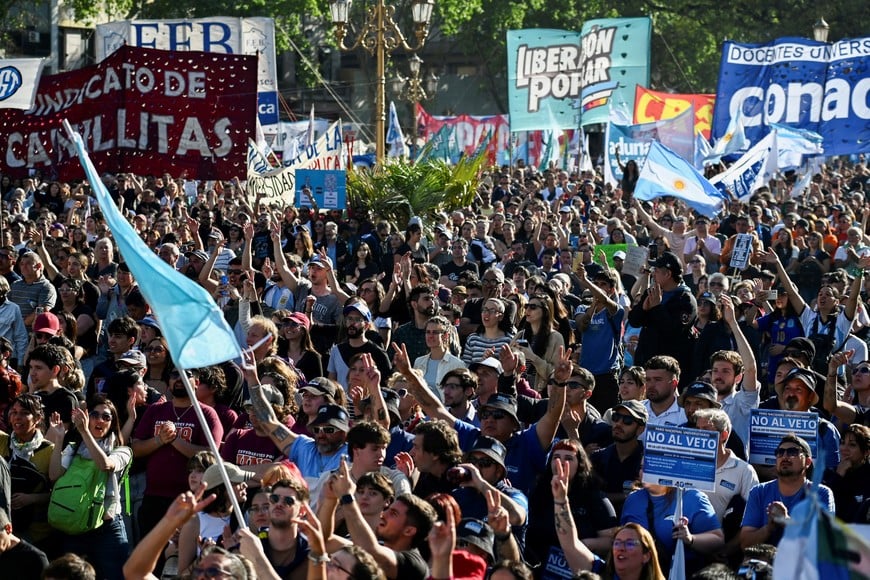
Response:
[774,447,804,458]
[88,411,113,422]
[854,366,870,375]
[143,346,166,353]
[282,321,301,328]
[479,409,509,421]
[611,412,639,426]
[525,304,542,311]
[566,381,587,390]
[468,456,498,468]
[311,426,338,435]
[227,270,243,275]
[269,494,298,507]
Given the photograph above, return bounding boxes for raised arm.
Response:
[552,458,598,572]
[721,297,757,391]
[242,350,299,455]
[632,198,669,239]
[759,249,806,315]
[534,346,570,450]
[825,350,858,425]
[270,227,300,291]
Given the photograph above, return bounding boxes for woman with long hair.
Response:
[276,311,322,381]
[752,288,803,387]
[344,243,381,284]
[771,228,799,275]
[602,367,647,424]
[143,337,173,398]
[357,278,392,346]
[795,230,831,304]
[517,293,564,391]
[462,298,514,365]
[823,423,870,523]
[46,395,131,580]
[293,228,315,269]
[526,439,617,573]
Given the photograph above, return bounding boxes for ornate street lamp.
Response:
[813,17,829,42]
[329,0,435,165]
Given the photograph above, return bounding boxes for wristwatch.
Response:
[308,552,330,564]
[339,494,355,505]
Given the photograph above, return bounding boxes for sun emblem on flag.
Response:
[723,132,733,142]
[673,179,686,190]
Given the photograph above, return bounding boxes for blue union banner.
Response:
[713,37,870,156]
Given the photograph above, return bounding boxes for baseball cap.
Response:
[308,255,333,269]
[612,400,648,424]
[138,316,162,336]
[281,311,311,331]
[697,292,717,306]
[679,381,722,409]
[201,463,256,491]
[309,404,350,431]
[784,337,815,362]
[777,435,813,458]
[343,303,372,322]
[613,250,627,260]
[650,251,683,277]
[243,384,285,408]
[33,312,61,336]
[468,436,507,469]
[469,357,503,375]
[117,350,147,369]
[456,518,495,560]
[452,285,468,296]
[300,377,340,402]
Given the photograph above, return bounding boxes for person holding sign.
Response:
[739,435,835,548]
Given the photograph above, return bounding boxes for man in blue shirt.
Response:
[740,434,835,548]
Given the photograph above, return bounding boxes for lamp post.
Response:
[393,54,439,160]
[329,0,435,166]
[813,17,829,42]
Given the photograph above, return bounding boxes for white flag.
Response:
[387,101,407,158]
[0,58,45,110]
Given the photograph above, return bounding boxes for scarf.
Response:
[11,430,45,462]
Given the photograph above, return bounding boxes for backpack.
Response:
[48,445,130,535]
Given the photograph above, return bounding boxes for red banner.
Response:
[633,86,715,140]
[0,45,257,180]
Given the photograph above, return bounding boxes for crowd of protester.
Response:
[0,157,868,579]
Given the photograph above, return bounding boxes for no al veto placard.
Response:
[642,424,718,492]
[748,408,818,465]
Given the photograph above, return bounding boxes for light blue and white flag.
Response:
[0,58,44,110]
[706,108,747,164]
[634,141,725,217]
[387,101,407,158]
[710,132,778,202]
[694,131,712,170]
[63,119,243,368]
[770,123,824,171]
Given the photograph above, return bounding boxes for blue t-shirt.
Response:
[289,436,347,481]
[621,488,720,571]
[741,479,835,545]
[454,419,548,496]
[579,305,625,374]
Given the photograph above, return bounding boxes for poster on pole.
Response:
[643,424,718,491]
[748,408,819,465]
[729,234,754,269]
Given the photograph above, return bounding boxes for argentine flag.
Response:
[706,109,747,164]
[634,141,725,218]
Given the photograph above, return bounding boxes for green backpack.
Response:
[48,446,131,535]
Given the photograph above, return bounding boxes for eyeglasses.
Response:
[525,304,542,311]
[311,426,338,435]
[227,270,243,275]
[690,260,702,264]
[248,504,270,513]
[479,409,509,421]
[613,539,642,550]
[482,307,503,315]
[35,332,54,341]
[774,447,804,458]
[709,282,725,288]
[143,346,166,353]
[467,456,498,468]
[483,278,501,285]
[191,566,234,578]
[88,411,113,422]
[268,494,298,507]
[358,287,375,294]
[611,412,639,426]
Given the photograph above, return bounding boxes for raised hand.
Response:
[391,342,411,375]
[394,452,416,478]
[46,411,66,443]
[551,457,569,502]
[486,489,510,536]
[552,346,574,383]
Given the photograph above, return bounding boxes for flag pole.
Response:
[669,486,686,580]
[178,370,247,531]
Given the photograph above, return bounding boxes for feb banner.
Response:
[634,86,715,139]
[95,18,279,126]
[507,29,582,132]
[579,17,652,127]
[0,45,257,180]
[713,37,870,157]
[0,58,45,110]
[247,121,344,204]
